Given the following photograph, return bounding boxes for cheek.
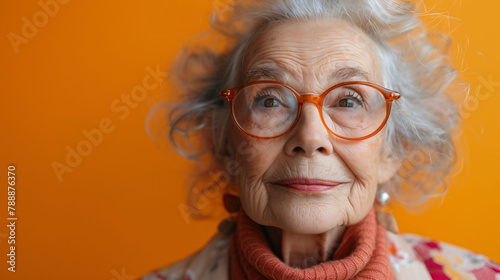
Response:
[336,135,383,183]
[231,132,278,178]
[333,136,383,210]
[229,129,282,212]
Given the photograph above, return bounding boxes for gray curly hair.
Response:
[147,0,465,214]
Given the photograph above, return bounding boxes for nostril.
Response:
[292,146,327,154]
[293,146,303,153]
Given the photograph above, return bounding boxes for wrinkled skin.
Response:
[224,19,399,267]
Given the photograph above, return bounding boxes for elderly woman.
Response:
[141,0,499,279]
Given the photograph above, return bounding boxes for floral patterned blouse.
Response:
[140,219,500,280]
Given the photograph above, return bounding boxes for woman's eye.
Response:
[262,98,281,108]
[253,88,286,108]
[336,97,361,108]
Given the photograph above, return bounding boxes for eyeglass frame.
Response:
[219,80,401,140]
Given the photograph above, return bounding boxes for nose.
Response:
[284,102,334,157]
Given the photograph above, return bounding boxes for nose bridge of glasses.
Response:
[297,97,325,127]
[300,94,322,105]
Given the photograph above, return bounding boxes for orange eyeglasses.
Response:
[220,80,401,140]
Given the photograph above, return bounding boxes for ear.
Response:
[221,133,235,166]
[214,131,236,180]
[218,133,241,197]
[212,116,234,168]
[377,144,401,185]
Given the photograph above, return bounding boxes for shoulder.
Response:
[139,218,234,280]
[386,230,500,280]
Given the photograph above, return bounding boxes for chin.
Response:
[263,195,377,235]
[267,204,347,234]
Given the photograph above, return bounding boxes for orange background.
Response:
[0,0,499,279]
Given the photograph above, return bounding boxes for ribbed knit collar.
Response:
[230,206,394,279]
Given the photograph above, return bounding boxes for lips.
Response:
[272,178,341,193]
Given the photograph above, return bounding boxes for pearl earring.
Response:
[375,190,399,234]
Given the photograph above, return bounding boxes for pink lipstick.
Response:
[273,178,341,193]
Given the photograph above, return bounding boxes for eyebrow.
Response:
[242,67,284,83]
[330,67,371,82]
[242,66,372,84]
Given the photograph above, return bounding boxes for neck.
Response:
[263,226,348,268]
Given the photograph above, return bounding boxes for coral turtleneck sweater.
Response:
[230,206,395,279]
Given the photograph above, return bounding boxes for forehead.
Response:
[243,19,381,84]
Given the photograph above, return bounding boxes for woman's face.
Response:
[226,19,398,234]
